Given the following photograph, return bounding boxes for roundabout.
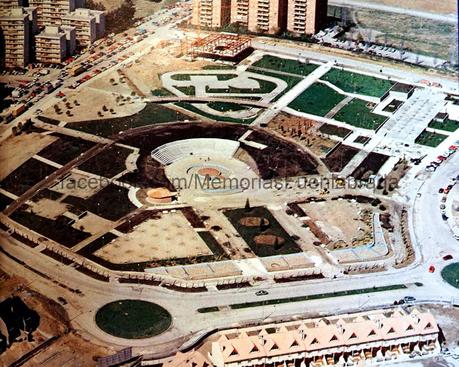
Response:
[95,300,172,339]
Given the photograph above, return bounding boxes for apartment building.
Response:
[62,8,104,47]
[192,0,231,29]
[29,0,76,28]
[230,0,249,27]
[0,8,30,68]
[35,25,76,63]
[287,0,328,35]
[161,308,440,367]
[247,0,287,34]
[0,0,26,15]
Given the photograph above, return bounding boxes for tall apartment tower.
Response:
[0,8,30,68]
[29,0,76,28]
[230,0,249,27]
[0,0,26,14]
[247,0,287,34]
[191,0,231,29]
[62,8,105,47]
[287,0,328,35]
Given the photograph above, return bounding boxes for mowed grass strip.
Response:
[252,55,319,76]
[198,284,409,313]
[334,99,387,130]
[289,83,345,117]
[321,69,394,98]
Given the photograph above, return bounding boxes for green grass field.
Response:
[321,69,394,98]
[207,101,247,112]
[289,83,346,117]
[334,99,387,130]
[95,300,171,339]
[252,55,319,76]
[174,102,257,124]
[441,263,459,289]
[428,119,459,132]
[415,130,448,147]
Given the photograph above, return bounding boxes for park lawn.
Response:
[95,300,171,339]
[289,83,346,117]
[174,102,257,124]
[321,68,394,98]
[252,55,319,76]
[428,118,459,132]
[415,130,448,147]
[334,99,387,130]
[247,68,302,101]
[441,263,459,289]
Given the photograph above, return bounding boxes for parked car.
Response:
[255,290,269,296]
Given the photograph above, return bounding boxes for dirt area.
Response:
[361,0,456,14]
[300,199,374,249]
[95,211,212,262]
[123,47,212,95]
[322,144,360,173]
[267,114,337,158]
[50,172,103,199]
[93,0,178,17]
[0,273,110,366]
[0,132,57,181]
[42,85,144,123]
[31,198,69,219]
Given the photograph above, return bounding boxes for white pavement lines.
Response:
[252,61,334,126]
[380,89,446,143]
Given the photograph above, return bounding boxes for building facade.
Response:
[192,0,231,29]
[286,0,327,35]
[161,308,440,367]
[35,25,73,63]
[62,8,104,47]
[247,0,287,34]
[0,8,30,68]
[29,0,76,28]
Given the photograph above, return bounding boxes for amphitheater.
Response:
[151,138,240,165]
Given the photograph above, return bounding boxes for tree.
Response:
[244,198,251,212]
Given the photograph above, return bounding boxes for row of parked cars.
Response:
[425,143,458,172]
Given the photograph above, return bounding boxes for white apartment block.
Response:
[0,0,25,15]
[35,25,76,63]
[0,7,30,68]
[29,0,76,28]
[62,8,105,47]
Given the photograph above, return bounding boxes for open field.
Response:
[428,119,459,132]
[0,133,57,181]
[252,55,319,76]
[95,211,212,263]
[334,99,387,130]
[95,300,171,339]
[68,103,190,137]
[415,130,449,147]
[289,83,346,117]
[321,69,394,98]
[322,144,360,172]
[360,0,456,14]
[300,199,373,249]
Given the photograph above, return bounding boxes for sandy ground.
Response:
[42,84,144,123]
[96,211,212,262]
[361,0,456,14]
[300,199,373,248]
[50,172,103,199]
[32,198,69,219]
[0,132,57,181]
[94,0,179,17]
[123,47,212,94]
[0,272,110,367]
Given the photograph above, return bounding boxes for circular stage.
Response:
[95,300,172,339]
